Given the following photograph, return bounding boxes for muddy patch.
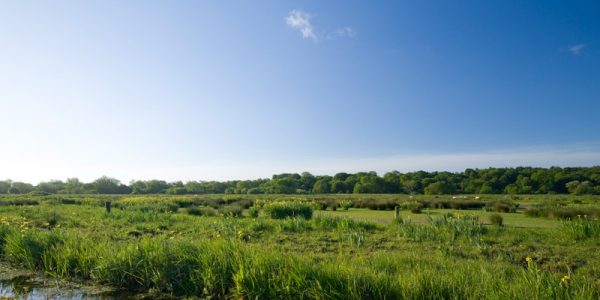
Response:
[0,262,159,299]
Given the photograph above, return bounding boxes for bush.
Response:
[361,198,398,210]
[28,191,51,196]
[0,199,40,206]
[248,207,259,218]
[220,205,243,217]
[339,200,352,210]
[408,202,423,214]
[263,201,313,219]
[420,199,485,210]
[187,206,217,217]
[525,206,600,219]
[200,207,218,216]
[187,206,203,216]
[485,200,518,213]
[489,214,503,226]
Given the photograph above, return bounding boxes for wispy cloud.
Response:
[334,27,355,38]
[286,10,354,42]
[569,44,585,56]
[286,10,316,41]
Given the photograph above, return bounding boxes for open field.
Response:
[0,194,599,299]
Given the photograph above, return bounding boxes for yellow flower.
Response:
[525,256,532,263]
[561,275,570,285]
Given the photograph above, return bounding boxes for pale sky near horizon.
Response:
[1,1,599,183]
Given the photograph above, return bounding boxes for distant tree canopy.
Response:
[1,167,599,195]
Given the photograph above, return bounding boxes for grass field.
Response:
[318,208,562,228]
[0,194,599,299]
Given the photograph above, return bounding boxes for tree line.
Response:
[1,167,599,195]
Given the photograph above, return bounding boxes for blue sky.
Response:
[1,1,599,183]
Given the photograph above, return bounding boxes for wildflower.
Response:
[561,275,570,286]
[525,256,532,263]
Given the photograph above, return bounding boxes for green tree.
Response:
[93,176,128,194]
[268,177,298,194]
[312,179,331,194]
[424,181,456,195]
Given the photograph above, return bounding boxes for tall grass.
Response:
[262,201,313,219]
[562,216,600,240]
[395,213,486,242]
[0,227,597,299]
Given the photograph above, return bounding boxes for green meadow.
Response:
[0,194,599,299]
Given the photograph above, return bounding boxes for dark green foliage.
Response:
[186,206,203,216]
[485,200,519,213]
[0,199,40,206]
[526,206,600,219]
[2,166,600,195]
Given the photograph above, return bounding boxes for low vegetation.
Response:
[0,193,598,299]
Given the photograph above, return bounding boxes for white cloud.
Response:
[335,27,355,37]
[286,10,316,41]
[569,44,585,56]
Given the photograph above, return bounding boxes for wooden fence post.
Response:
[105,201,112,214]
[394,206,400,219]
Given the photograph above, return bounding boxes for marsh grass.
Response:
[262,201,313,219]
[562,216,600,240]
[0,194,599,298]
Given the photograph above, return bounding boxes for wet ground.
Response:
[0,263,158,300]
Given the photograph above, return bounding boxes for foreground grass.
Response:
[0,195,598,299]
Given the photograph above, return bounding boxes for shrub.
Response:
[485,200,518,213]
[339,200,352,210]
[263,201,313,219]
[408,201,423,214]
[28,191,51,196]
[418,199,485,210]
[317,201,328,210]
[200,207,218,216]
[220,205,244,217]
[489,214,503,226]
[187,206,203,216]
[248,207,259,218]
[525,206,600,219]
[330,203,337,211]
[60,198,80,205]
[0,199,40,206]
